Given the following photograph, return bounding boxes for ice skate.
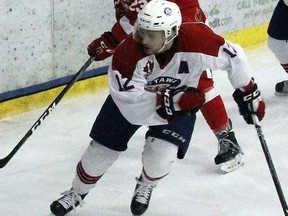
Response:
[130,176,156,215]
[219,153,244,173]
[214,121,244,173]
[50,189,87,216]
[275,80,288,96]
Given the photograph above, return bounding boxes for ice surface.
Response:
[1,44,287,216]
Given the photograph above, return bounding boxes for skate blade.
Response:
[220,154,244,174]
[274,91,288,96]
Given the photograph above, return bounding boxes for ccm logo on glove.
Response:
[87,32,119,61]
[233,82,265,124]
[157,86,205,122]
[163,90,173,116]
[243,89,260,101]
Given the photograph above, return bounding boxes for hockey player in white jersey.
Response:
[50,1,266,215]
[88,0,245,173]
[267,0,288,95]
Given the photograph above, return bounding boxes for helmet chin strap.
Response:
[156,41,168,54]
[156,34,177,54]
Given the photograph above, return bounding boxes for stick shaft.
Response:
[253,115,288,215]
[0,57,94,169]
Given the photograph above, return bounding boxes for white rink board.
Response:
[0,0,278,94]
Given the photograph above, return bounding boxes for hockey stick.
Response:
[0,56,95,169]
[252,114,288,215]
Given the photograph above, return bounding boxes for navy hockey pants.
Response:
[89,95,196,159]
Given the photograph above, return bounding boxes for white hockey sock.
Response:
[72,140,120,194]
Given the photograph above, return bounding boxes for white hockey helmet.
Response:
[136,0,182,39]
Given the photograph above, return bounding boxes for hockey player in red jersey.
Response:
[88,0,244,173]
[267,0,288,95]
[50,1,265,215]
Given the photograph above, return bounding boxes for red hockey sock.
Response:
[200,95,229,133]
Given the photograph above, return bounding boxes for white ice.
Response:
[1,44,288,216]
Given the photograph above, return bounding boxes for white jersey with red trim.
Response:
[108,23,252,126]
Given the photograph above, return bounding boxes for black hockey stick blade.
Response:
[252,115,288,215]
[0,56,95,169]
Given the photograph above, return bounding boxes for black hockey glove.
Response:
[156,86,205,122]
[233,83,265,124]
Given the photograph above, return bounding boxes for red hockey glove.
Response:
[233,82,265,124]
[87,32,119,61]
[156,86,205,122]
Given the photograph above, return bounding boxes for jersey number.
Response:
[115,74,134,91]
[223,43,237,58]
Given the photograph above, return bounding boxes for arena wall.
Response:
[0,0,278,118]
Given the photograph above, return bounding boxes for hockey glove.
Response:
[156,86,205,122]
[87,32,119,61]
[233,83,265,124]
